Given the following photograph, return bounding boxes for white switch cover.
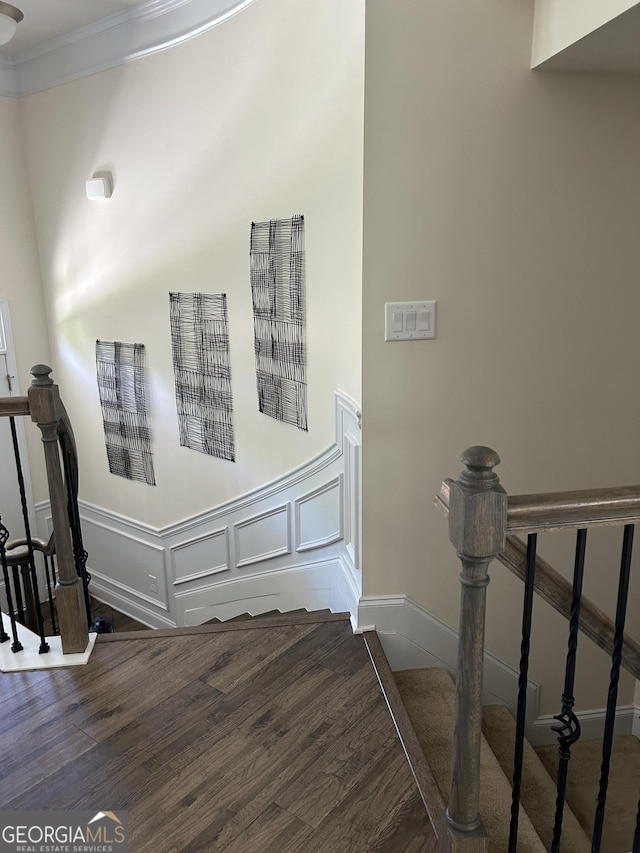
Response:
[385,301,437,341]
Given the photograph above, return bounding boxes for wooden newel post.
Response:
[28,365,89,654]
[446,447,507,842]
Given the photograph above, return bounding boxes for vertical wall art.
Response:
[250,214,307,431]
[169,292,235,462]
[95,340,155,485]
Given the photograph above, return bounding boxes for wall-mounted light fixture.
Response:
[86,172,113,200]
[0,2,23,47]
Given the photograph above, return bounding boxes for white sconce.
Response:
[86,172,113,200]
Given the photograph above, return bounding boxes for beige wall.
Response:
[0,95,50,498]
[17,0,364,527]
[532,0,639,66]
[362,0,640,712]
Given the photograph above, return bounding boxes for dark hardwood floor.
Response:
[0,615,437,852]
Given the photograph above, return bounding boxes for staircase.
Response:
[390,446,640,852]
[392,666,640,852]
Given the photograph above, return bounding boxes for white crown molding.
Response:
[0,0,258,98]
[0,56,17,97]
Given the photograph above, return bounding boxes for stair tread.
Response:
[535,733,640,853]
[394,668,546,852]
[482,704,590,852]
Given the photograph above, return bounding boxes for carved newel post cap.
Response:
[459,446,501,491]
[449,446,507,557]
[30,364,54,386]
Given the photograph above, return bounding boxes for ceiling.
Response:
[1,0,144,58]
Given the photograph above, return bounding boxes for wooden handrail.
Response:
[436,478,640,681]
[0,396,30,417]
[438,479,640,534]
[507,485,640,533]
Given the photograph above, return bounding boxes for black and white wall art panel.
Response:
[95,340,156,485]
[169,291,235,462]
[250,214,307,431]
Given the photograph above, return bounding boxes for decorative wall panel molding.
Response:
[79,513,169,611]
[95,340,155,485]
[170,527,230,586]
[3,0,258,98]
[250,215,307,431]
[35,390,362,628]
[234,504,291,568]
[295,476,343,553]
[169,292,235,461]
[343,432,361,571]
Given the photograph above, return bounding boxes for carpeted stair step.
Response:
[394,668,546,852]
[535,734,640,853]
[482,704,590,852]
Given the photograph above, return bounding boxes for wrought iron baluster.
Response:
[0,518,23,652]
[509,531,538,853]
[633,799,640,853]
[591,523,634,852]
[43,553,58,634]
[59,431,92,627]
[0,583,8,642]
[11,565,25,623]
[550,527,587,853]
[9,416,49,653]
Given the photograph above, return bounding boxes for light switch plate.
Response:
[385,301,437,341]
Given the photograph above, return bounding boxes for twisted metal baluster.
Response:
[509,532,537,853]
[591,523,634,852]
[59,431,92,626]
[550,527,587,853]
[9,417,49,653]
[0,517,23,652]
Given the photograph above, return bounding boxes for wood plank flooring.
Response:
[0,616,437,852]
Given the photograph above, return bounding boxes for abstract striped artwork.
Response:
[95,340,155,485]
[169,291,235,461]
[250,214,307,431]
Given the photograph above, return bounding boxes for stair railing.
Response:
[0,364,89,655]
[436,447,640,853]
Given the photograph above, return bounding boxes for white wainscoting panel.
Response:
[343,431,361,572]
[295,476,343,553]
[171,527,230,586]
[234,504,291,568]
[34,391,362,629]
[81,516,169,611]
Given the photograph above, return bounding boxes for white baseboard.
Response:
[89,574,177,630]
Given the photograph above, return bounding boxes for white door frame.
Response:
[0,297,37,540]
